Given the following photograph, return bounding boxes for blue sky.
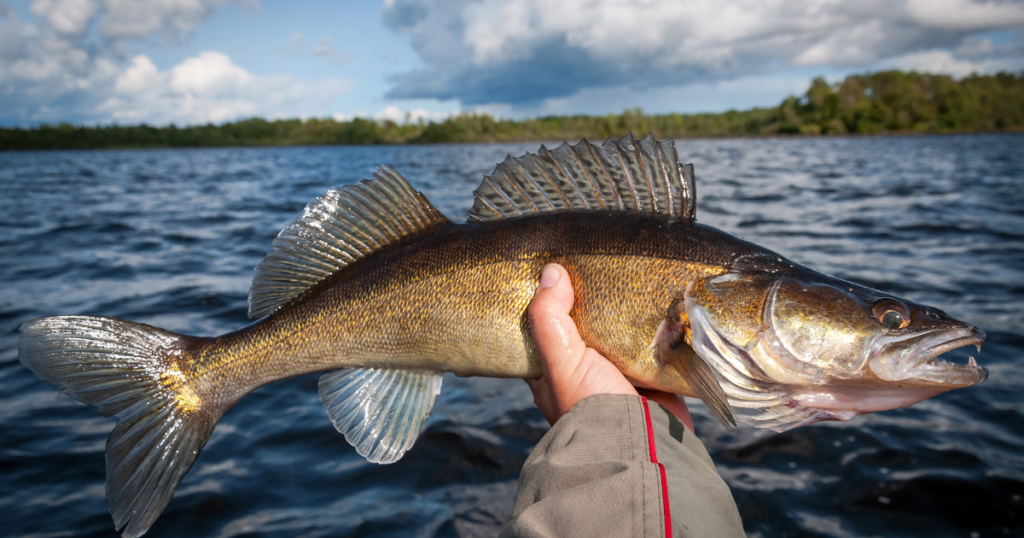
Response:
[1,0,1022,126]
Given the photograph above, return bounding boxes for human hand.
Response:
[525,263,694,432]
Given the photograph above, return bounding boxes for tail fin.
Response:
[19,316,221,538]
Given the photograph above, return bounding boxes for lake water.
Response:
[1,135,1022,538]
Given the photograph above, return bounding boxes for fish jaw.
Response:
[868,326,988,387]
[787,327,988,421]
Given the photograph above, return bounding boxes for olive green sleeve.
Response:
[500,394,744,538]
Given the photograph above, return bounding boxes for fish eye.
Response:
[872,299,910,330]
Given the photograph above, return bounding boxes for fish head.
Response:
[684,256,987,430]
[763,272,987,386]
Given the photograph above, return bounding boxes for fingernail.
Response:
[539,265,560,289]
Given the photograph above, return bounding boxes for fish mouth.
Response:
[871,326,988,387]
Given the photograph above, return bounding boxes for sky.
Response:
[1,0,1023,126]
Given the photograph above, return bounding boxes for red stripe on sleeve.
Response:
[641,397,673,538]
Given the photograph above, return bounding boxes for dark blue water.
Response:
[1,135,1022,538]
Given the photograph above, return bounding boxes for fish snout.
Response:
[877,325,989,387]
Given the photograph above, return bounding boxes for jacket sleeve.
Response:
[500,394,745,538]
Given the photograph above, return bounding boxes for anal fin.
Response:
[318,367,443,464]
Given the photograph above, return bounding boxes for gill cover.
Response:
[683,270,837,431]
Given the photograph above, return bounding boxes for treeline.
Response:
[2,70,1022,150]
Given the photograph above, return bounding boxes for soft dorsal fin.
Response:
[467,132,696,223]
[249,166,450,318]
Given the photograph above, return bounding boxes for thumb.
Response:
[527,264,587,378]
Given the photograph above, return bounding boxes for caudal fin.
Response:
[19,316,222,538]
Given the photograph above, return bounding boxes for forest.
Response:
[2,70,1022,150]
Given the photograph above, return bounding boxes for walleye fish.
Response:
[19,134,987,537]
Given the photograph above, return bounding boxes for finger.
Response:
[524,377,558,426]
[527,264,587,379]
[524,376,549,402]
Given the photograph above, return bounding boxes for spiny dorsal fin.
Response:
[249,166,449,318]
[468,132,696,223]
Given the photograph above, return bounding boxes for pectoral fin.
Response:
[655,318,736,431]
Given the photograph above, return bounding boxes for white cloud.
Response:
[372,105,454,123]
[406,107,455,123]
[957,36,995,57]
[5,0,1024,125]
[906,0,1024,31]
[793,20,888,66]
[284,32,304,53]
[373,105,406,122]
[114,54,160,93]
[27,0,256,40]
[468,73,814,119]
[384,0,1024,106]
[312,36,333,56]
[877,49,988,77]
[331,106,455,124]
[98,0,257,40]
[168,51,251,97]
[98,51,351,125]
[30,0,99,35]
[0,8,120,122]
[456,0,1024,69]
[1,0,353,125]
[312,36,349,65]
[332,111,368,122]
[460,0,799,69]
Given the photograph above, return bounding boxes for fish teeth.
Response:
[975,344,982,353]
[968,356,978,368]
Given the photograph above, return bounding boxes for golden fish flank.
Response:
[18,133,987,538]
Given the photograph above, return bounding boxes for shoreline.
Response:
[3,69,1022,151]
[2,128,1022,153]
